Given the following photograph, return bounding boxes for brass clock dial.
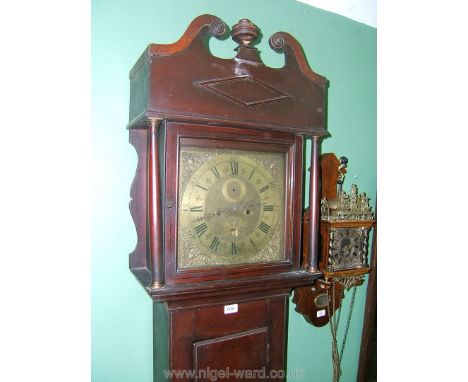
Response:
[329,228,363,271]
[177,145,286,269]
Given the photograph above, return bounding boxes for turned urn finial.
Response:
[231,18,260,47]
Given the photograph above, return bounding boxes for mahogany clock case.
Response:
[128,15,329,301]
[127,14,332,382]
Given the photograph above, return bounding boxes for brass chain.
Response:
[328,278,341,382]
[340,285,357,362]
[327,277,359,382]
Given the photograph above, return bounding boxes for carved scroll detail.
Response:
[269,33,285,50]
[269,31,328,86]
[149,14,228,56]
[210,18,227,37]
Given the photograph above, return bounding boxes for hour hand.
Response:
[225,200,259,215]
[204,201,257,221]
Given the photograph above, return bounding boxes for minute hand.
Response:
[203,200,261,221]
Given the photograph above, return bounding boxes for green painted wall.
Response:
[92,0,376,381]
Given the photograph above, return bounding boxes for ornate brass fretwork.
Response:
[321,184,374,222]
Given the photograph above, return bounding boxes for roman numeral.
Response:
[190,206,203,212]
[249,238,257,248]
[231,161,239,176]
[258,185,270,193]
[195,184,208,191]
[231,242,238,255]
[249,168,256,180]
[258,221,271,234]
[211,166,220,179]
[263,204,274,212]
[209,236,220,251]
[194,222,208,237]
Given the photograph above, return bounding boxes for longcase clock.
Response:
[127,15,328,381]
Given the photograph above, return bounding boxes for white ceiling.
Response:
[296,0,376,27]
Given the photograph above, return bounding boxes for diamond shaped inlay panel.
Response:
[197,76,290,106]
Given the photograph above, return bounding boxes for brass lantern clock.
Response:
[294,153,376,327]
[320,183,375,279]
[293,154,376,381]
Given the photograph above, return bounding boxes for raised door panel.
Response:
[193,328,269,382]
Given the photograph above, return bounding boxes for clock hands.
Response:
[203,200,262,222]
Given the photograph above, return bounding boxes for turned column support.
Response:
[148,117,164,288]
[307,136,321,272]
